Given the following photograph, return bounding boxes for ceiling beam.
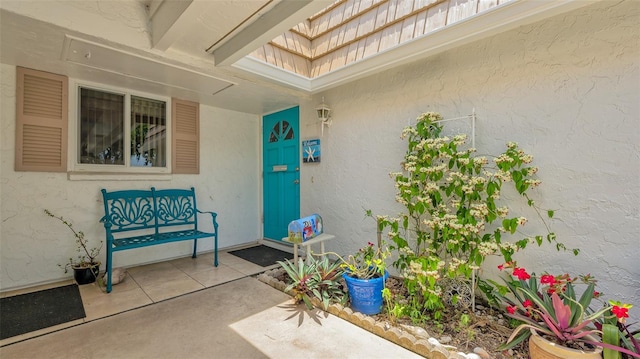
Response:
[210,0,332,67]
[150,0,210,51]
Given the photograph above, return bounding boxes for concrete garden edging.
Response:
[257,268,487,359]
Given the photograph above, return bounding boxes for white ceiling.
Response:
[0,0,595,115]
[0,0,331,115]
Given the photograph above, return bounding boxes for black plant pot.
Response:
[73,263,100,285]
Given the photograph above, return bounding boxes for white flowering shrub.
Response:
[381,112,575,322]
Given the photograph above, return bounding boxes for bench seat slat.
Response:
[112,230,215,250]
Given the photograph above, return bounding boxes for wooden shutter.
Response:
[172,98,199,174]
[15,67,68,172]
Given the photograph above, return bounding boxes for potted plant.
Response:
[493,263,639,358]
[323,212,391,315]
[45,209,103,285]
[323,211,390,315]
[338,240,390,315]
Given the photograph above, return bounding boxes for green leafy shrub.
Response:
[379,112,575,321]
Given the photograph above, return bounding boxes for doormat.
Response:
[1,284,86,340]
[228,245,294,267]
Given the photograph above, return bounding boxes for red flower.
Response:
[540,274,556,285]
[593,291,600,298]
[612,305,629,319]
[498,264,505,271]
[523,299,533,308]
[506,305,517,314]
[512,267,531,280]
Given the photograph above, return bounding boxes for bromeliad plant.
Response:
[277,255,346,310]
[494,265,602,350]
[492,264,639,358]
[379,111,576,321]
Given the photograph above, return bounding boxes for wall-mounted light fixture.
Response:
[316,97,331,136]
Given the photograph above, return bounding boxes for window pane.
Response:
[131,96,166,167]
[79,88,124,165]
[269,122,280,143]
[283,121,294,140]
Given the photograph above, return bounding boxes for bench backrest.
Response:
[152,187,199,229]
[101,189,155,233]
[101,187,199,234]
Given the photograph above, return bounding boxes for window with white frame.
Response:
[16,67,199,175]
[76,85,168,171]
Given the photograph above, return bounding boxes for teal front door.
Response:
[263,107,300,240]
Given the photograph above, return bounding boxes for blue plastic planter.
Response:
[342,270,388,315]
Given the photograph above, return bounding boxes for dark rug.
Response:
[228,245,294,267]
[1,284,86,340]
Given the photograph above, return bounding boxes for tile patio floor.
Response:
[0,249,273,347]
[0,247,423,359]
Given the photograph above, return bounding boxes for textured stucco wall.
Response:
[1,0,638,319]
[0,63,261,290]
[300,0,639,313]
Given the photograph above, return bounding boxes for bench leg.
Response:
[214,236,218,267]
[192,239,198,258]
[106,248,113,293]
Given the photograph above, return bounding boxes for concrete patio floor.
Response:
[0,249,422,358]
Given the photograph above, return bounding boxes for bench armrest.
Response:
[197,209,218,230]
[100,215,113,231]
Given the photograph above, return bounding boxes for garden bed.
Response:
[257,268,528,359]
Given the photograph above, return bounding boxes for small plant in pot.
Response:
[324,211,391,316]
[45,209,103,285]
[491,263,639,359]
[337,240,390,315]
[320,212,391,315]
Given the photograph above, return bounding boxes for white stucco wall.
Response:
[1,0,638,320]
[0,63,261,290]
[300,0,639,313]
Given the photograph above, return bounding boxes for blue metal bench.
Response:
[101,187,219,293]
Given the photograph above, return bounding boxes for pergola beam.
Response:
[210,0,331,66]
[150,0,211,52]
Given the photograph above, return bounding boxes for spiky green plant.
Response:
[277,255,346,310]
[312,255,347,309]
